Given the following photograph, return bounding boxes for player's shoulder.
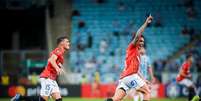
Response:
[128,43,134,47]
[182,61,189,66]
[181,61,189,69]
[127,43,137,50]
[52,48,62,55]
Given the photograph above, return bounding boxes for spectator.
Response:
[186,7,197,20]
[75,32,85,51]
[85,60,96,69]
[72,9,80,17]
[75,58,84,73]
[87,32,93,48]
[167,61,179,71]
[99,39,108,54]
[181,25,189,35]
[84,58,97,75]
[113,31,120,39]
[118,1,126,11]
[91,72,101,97]
[81,74,88,84]
[94,71,100,83]
[77,43,85,51]
[91,55,97,64]
[91,79,101,97]
[78,20,86,29]
[153,59,164,72]
[28,72,38,85]
[154,13,162,27]
[189,27,195,40]
[1,73,9,85]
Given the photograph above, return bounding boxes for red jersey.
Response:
[40,48,65,80]
[176,61,191,82]
[120,43,140,79]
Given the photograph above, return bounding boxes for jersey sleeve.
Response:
[52,48,62,57]
[127,43,135,50]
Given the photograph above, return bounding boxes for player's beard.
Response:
[64,46,70,51]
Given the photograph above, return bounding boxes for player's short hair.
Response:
[186,53,193,59]
[56,36,68,45]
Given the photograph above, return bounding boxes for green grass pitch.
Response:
[0,97,187,101]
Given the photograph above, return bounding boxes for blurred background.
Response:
[0,0,201,100]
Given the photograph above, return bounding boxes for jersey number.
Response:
[45,84,50,90]
[130,80,137,88]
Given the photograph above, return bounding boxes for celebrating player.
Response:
[176,53,200,101]
[11,36,70,101]
[39,36,70,101]
[106,15,153,101]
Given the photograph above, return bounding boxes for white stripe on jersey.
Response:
[139,54,151,80]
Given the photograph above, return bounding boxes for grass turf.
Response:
[0,97,187,101]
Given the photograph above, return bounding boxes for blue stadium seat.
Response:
[70,0,200,83]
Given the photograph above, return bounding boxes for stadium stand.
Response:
[70,0,201,83]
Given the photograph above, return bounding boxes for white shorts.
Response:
[116,74,145,93]
[40,78,60,96]
[179,78,194,87]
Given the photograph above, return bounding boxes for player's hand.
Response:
[145,80,151,84]
[60,68,66,74]
[57,63,66,75]
[187,74,192,79]
[145,80,152,90]
[146,15,153,24]
[56,67,62,75]
[58,63,64,68]
[151,76,157,83]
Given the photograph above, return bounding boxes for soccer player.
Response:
[132,47,156,101]
[176,54,200,101]
[106,15,153,101]
[139,47,155,81]
[11,36,70,101]
[39,36,70,101]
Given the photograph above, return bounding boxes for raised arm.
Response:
[131,15,153,45]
